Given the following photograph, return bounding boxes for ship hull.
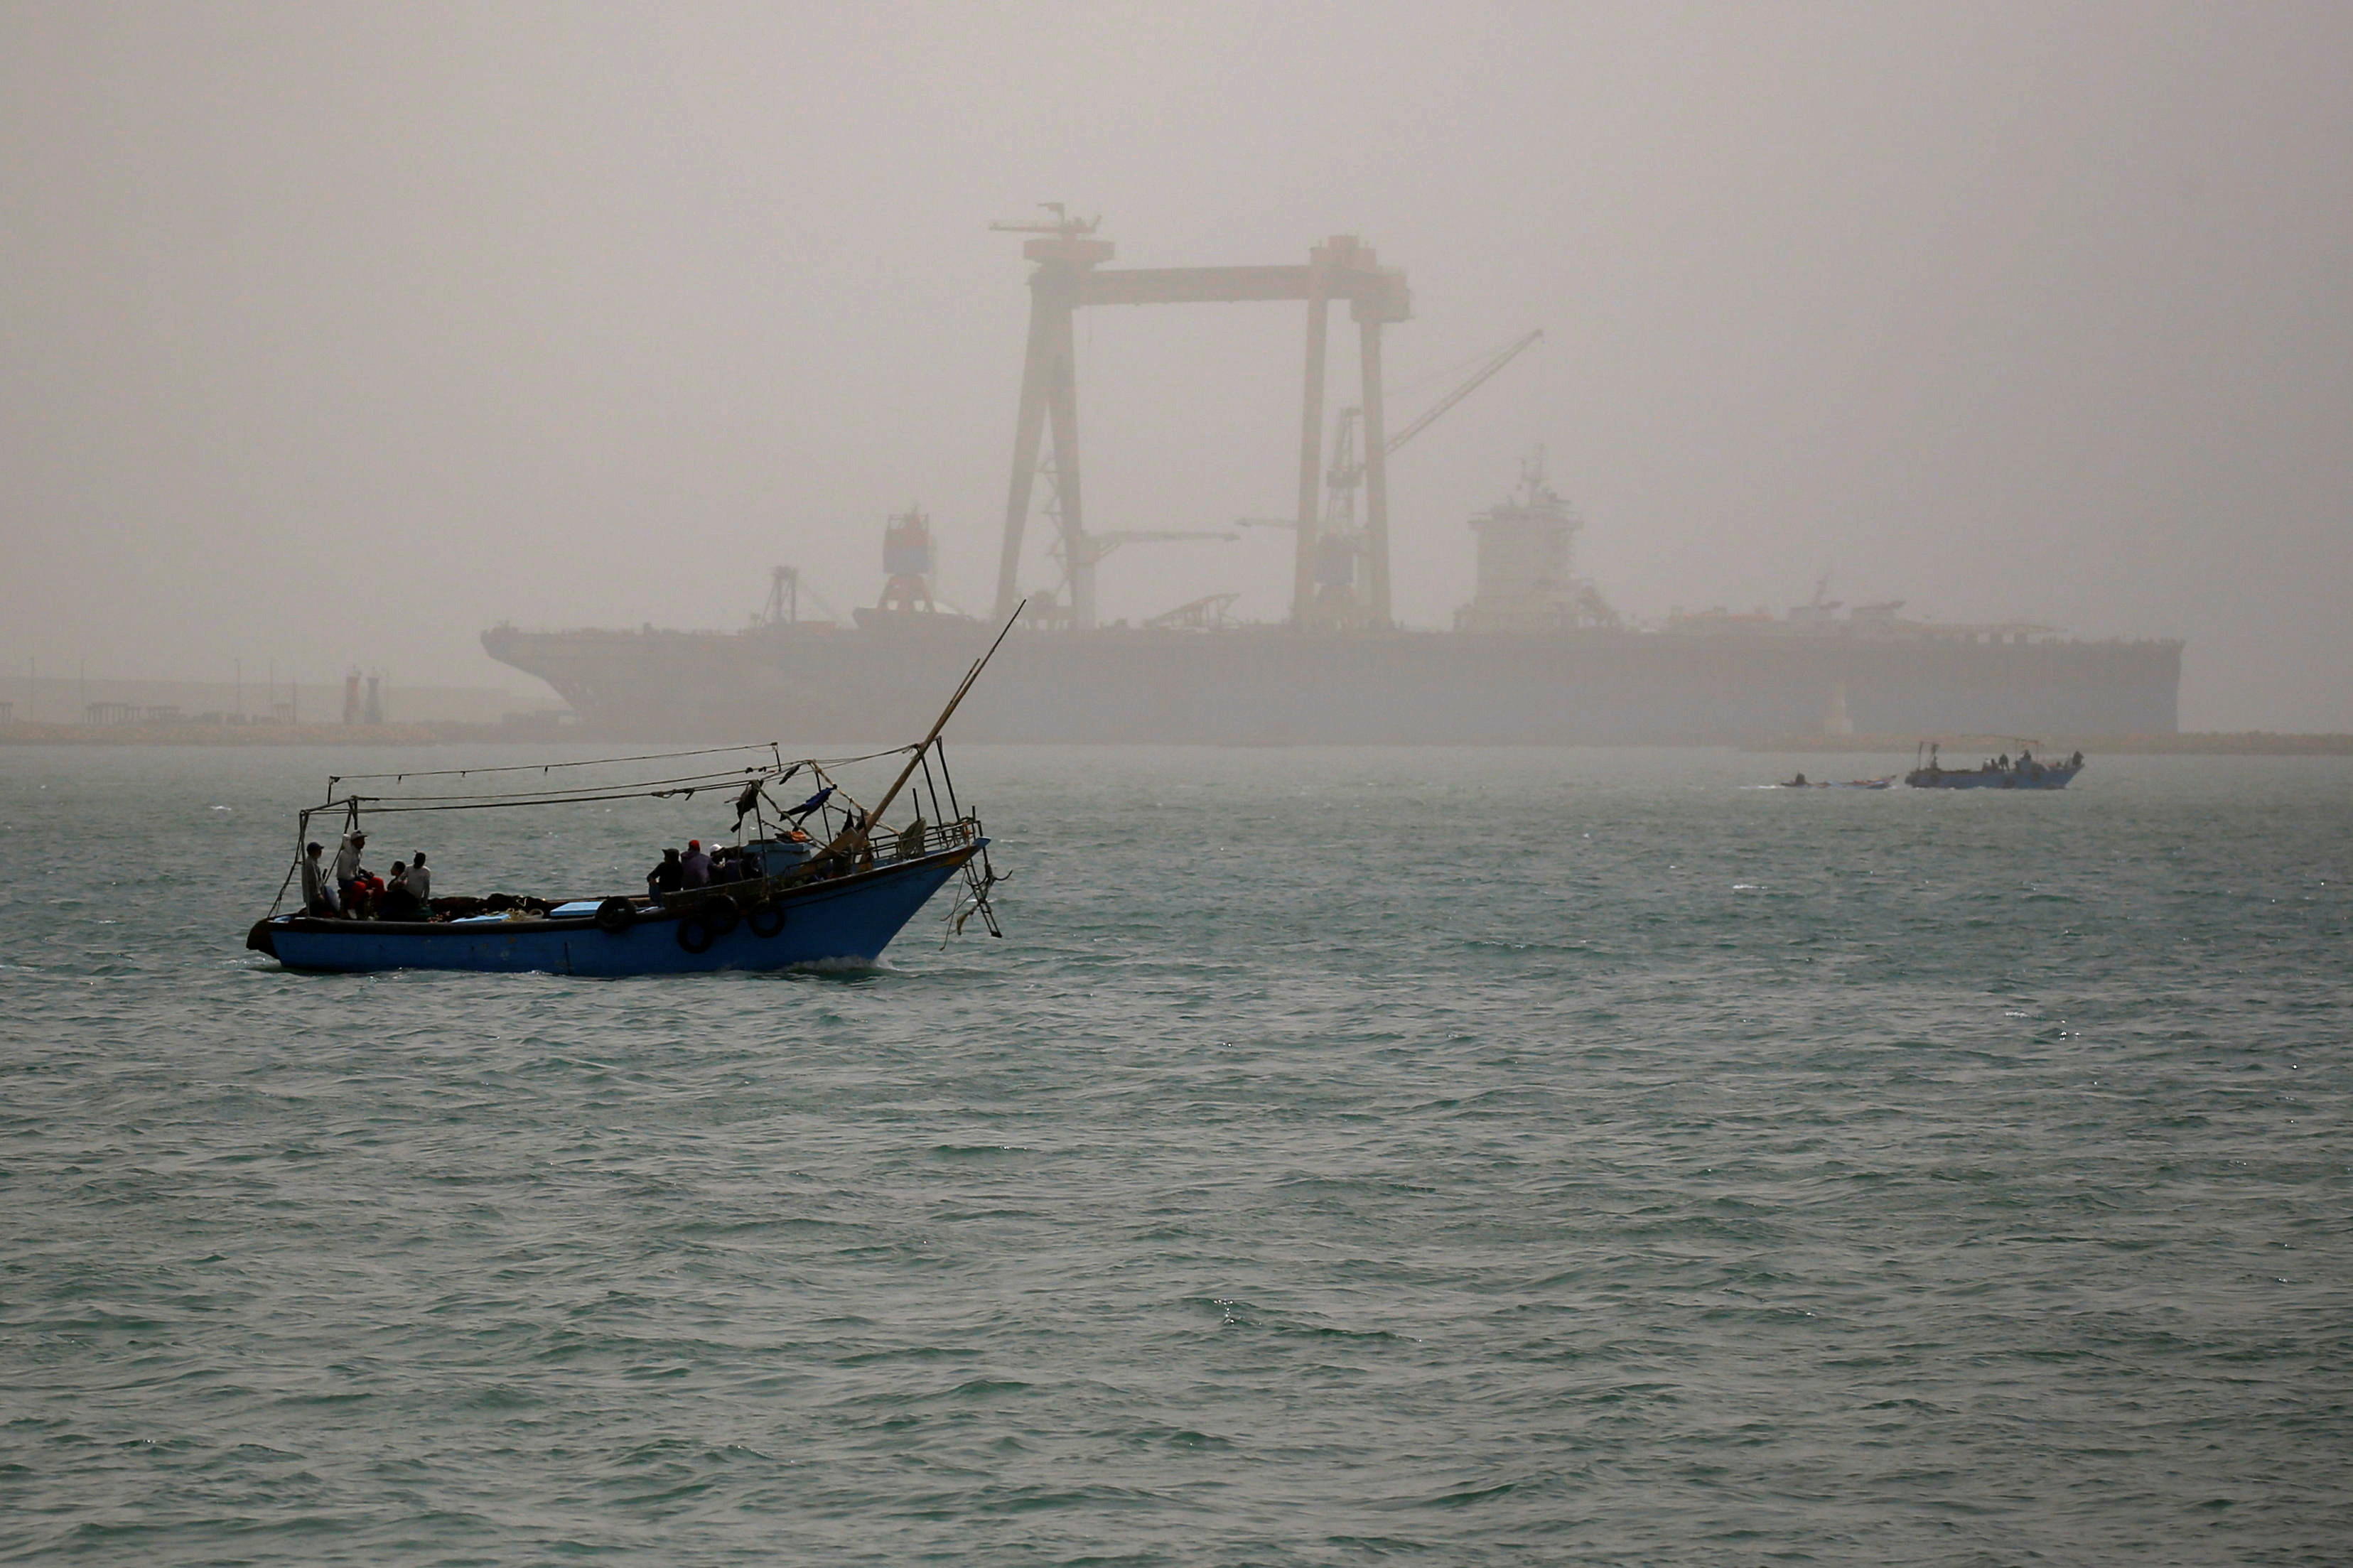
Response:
[481,625,2181,745]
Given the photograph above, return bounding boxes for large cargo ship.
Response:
[481,218,2180,745]
[482,468,2181,745]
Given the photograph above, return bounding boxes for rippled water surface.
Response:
[3,744,2349,1564]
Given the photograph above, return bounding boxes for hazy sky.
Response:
[4,1,2349,728]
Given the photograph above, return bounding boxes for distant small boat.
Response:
[1903,741,2083,791]
[1775,773,1895,790]
[245,611,1020,975]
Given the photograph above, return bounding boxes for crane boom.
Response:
[1323,329,1543,494]
[1383,328,1543,456]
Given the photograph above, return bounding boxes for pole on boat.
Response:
[813,600,1024,870]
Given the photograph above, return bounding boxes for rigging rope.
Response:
[330,741,785,785]
[334,763,771,806]
[308,746,918,816]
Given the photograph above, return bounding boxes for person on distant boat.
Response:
[333,828,368,908]
[647,848,683,898]
[405,850,431,904]
[1785,773,1808,788]
[682,840,711,888]
[2070,750,2084,768]
[1997,753,2010,769]
[301,842,339,917]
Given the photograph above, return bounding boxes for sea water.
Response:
[1,744,2347,1564]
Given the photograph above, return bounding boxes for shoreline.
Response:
[0,720,571,747]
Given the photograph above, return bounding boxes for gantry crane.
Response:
[990,211,1409,629]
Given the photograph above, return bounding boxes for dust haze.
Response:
[4,1,2349,730]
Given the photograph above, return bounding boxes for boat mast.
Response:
[814,602,1024,867]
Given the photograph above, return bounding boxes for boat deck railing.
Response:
[657,814,982,912]
[871,815,982,862]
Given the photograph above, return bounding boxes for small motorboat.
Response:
[1775,772,1896,790]
[1903,740,2084,791]
[245,613,1017,975]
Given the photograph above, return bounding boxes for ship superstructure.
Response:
[1455,451,1619,634]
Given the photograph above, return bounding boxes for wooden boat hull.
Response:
[247,845,979,975]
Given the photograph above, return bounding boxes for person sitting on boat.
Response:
[300,842,339,917]
[682,840,711,889]
[333,828,368,909]
[380,861,425,921]
[1784,772,1808,788]
[405,850,431,904]
[2070,750,2084,768]
[346,867,384,919]
[646,848,683,898]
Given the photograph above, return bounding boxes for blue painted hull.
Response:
[1905,764,2081,790]
[252,845,977,975]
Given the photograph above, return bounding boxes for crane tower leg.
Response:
[1292,283,1330,625]
[1359,316,1391,629]
[994,288,1056,621]
[1043,302,1092,629]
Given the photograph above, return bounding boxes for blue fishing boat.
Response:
[1903,741,2084,790]
[245,615,1016,975]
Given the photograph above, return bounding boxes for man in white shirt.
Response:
[405,850,431,903]
[333,830,367,905]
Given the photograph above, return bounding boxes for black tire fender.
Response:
[746,900,785,939]
[594,897,636,935]
[703,894,741,938]
[676,914,715,953]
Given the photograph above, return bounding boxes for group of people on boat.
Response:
[1937,747,2085,777]
[292,822,837,924]
[644,838,783,897]
[300,830,434,920]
